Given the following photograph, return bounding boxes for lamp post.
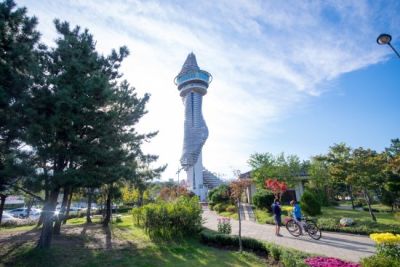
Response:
[377,33,400,58]
[176,167,183,185]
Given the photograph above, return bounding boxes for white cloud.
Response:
[19,0,399,180]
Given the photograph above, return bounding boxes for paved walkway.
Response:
[202,207,376,263]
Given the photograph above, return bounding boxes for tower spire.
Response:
[179,52,200,75]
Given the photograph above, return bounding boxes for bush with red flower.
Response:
[304,256,360,267]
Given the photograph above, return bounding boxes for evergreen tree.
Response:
[25,20,131,248]
[0,0,40,223]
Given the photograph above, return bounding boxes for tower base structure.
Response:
[186,153,207,201]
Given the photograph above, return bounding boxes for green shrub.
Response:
[225,204,237,213]
[270,246,281,261]
[264,243,310,266]
[131,207,143,226]
[312,189,330,207]
[209,202,215,210]
[200,231,268,256]
[301,191,321,216]
[208,184,230,204]
[252,190,275,211]
[217,218,232,234]
[281,253,301,267]
[117,206,132,213]
[214,203,228,213]
[115,215,122,223]
[131,196,202,239]
[361,255,400,267]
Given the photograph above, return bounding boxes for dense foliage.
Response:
[200,231,268,256]
[0,0,41,224]
[300,191,321,216]
[217,217,232,234]
[361,255,400,267]
[248,152,308,188]
[132,196,202,239]
[200,230,311,267]
[252,190,275,211]
[208,184,230,204]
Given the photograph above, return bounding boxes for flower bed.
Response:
[369,232,400,259]
[304,256,360,267]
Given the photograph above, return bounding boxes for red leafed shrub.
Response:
[265,178,287,200]
[304,256,360,267]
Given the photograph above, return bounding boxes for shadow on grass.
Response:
[2,224,265,267]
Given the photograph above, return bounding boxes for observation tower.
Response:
[174,53,213,201]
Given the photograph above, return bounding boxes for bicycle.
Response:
[285,216,322,240]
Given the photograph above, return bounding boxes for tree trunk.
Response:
[103,189,112,227]
[37,192,50,227]
[37,188,60,248]
[363,188,376,222]
[86,188,93,224]
[237,199,242,253]
[63,188,73,224]
[0,194,6,225]
[347,185,355,210]
[53,186,70,235]
[26,198,33,218]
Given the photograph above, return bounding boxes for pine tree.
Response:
[0,0,40,223]
[26,20,130,248]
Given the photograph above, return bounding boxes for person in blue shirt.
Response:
[290,200,304,234]
[271,198,282,236]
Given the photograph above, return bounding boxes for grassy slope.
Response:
[2,215,267,267]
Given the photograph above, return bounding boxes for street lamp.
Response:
[176,167,184,185]
[377,33,400,58]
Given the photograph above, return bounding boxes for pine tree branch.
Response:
[7,184,44,202]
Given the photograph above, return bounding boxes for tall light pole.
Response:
[377,33,400,58]
[176,167,183,185]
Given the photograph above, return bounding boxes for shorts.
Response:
[273,215,281,225]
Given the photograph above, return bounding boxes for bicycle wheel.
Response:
[286,219,301,237]
[306,221,321,240]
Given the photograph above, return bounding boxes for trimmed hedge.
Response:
[200,230,311,266]
[200,231,268,256]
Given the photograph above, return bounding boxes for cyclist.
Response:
[290,200,304,234]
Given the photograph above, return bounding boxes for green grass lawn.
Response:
[320,206,400,226]
[1,214,267,267]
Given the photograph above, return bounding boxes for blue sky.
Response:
[19,0,400,180]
